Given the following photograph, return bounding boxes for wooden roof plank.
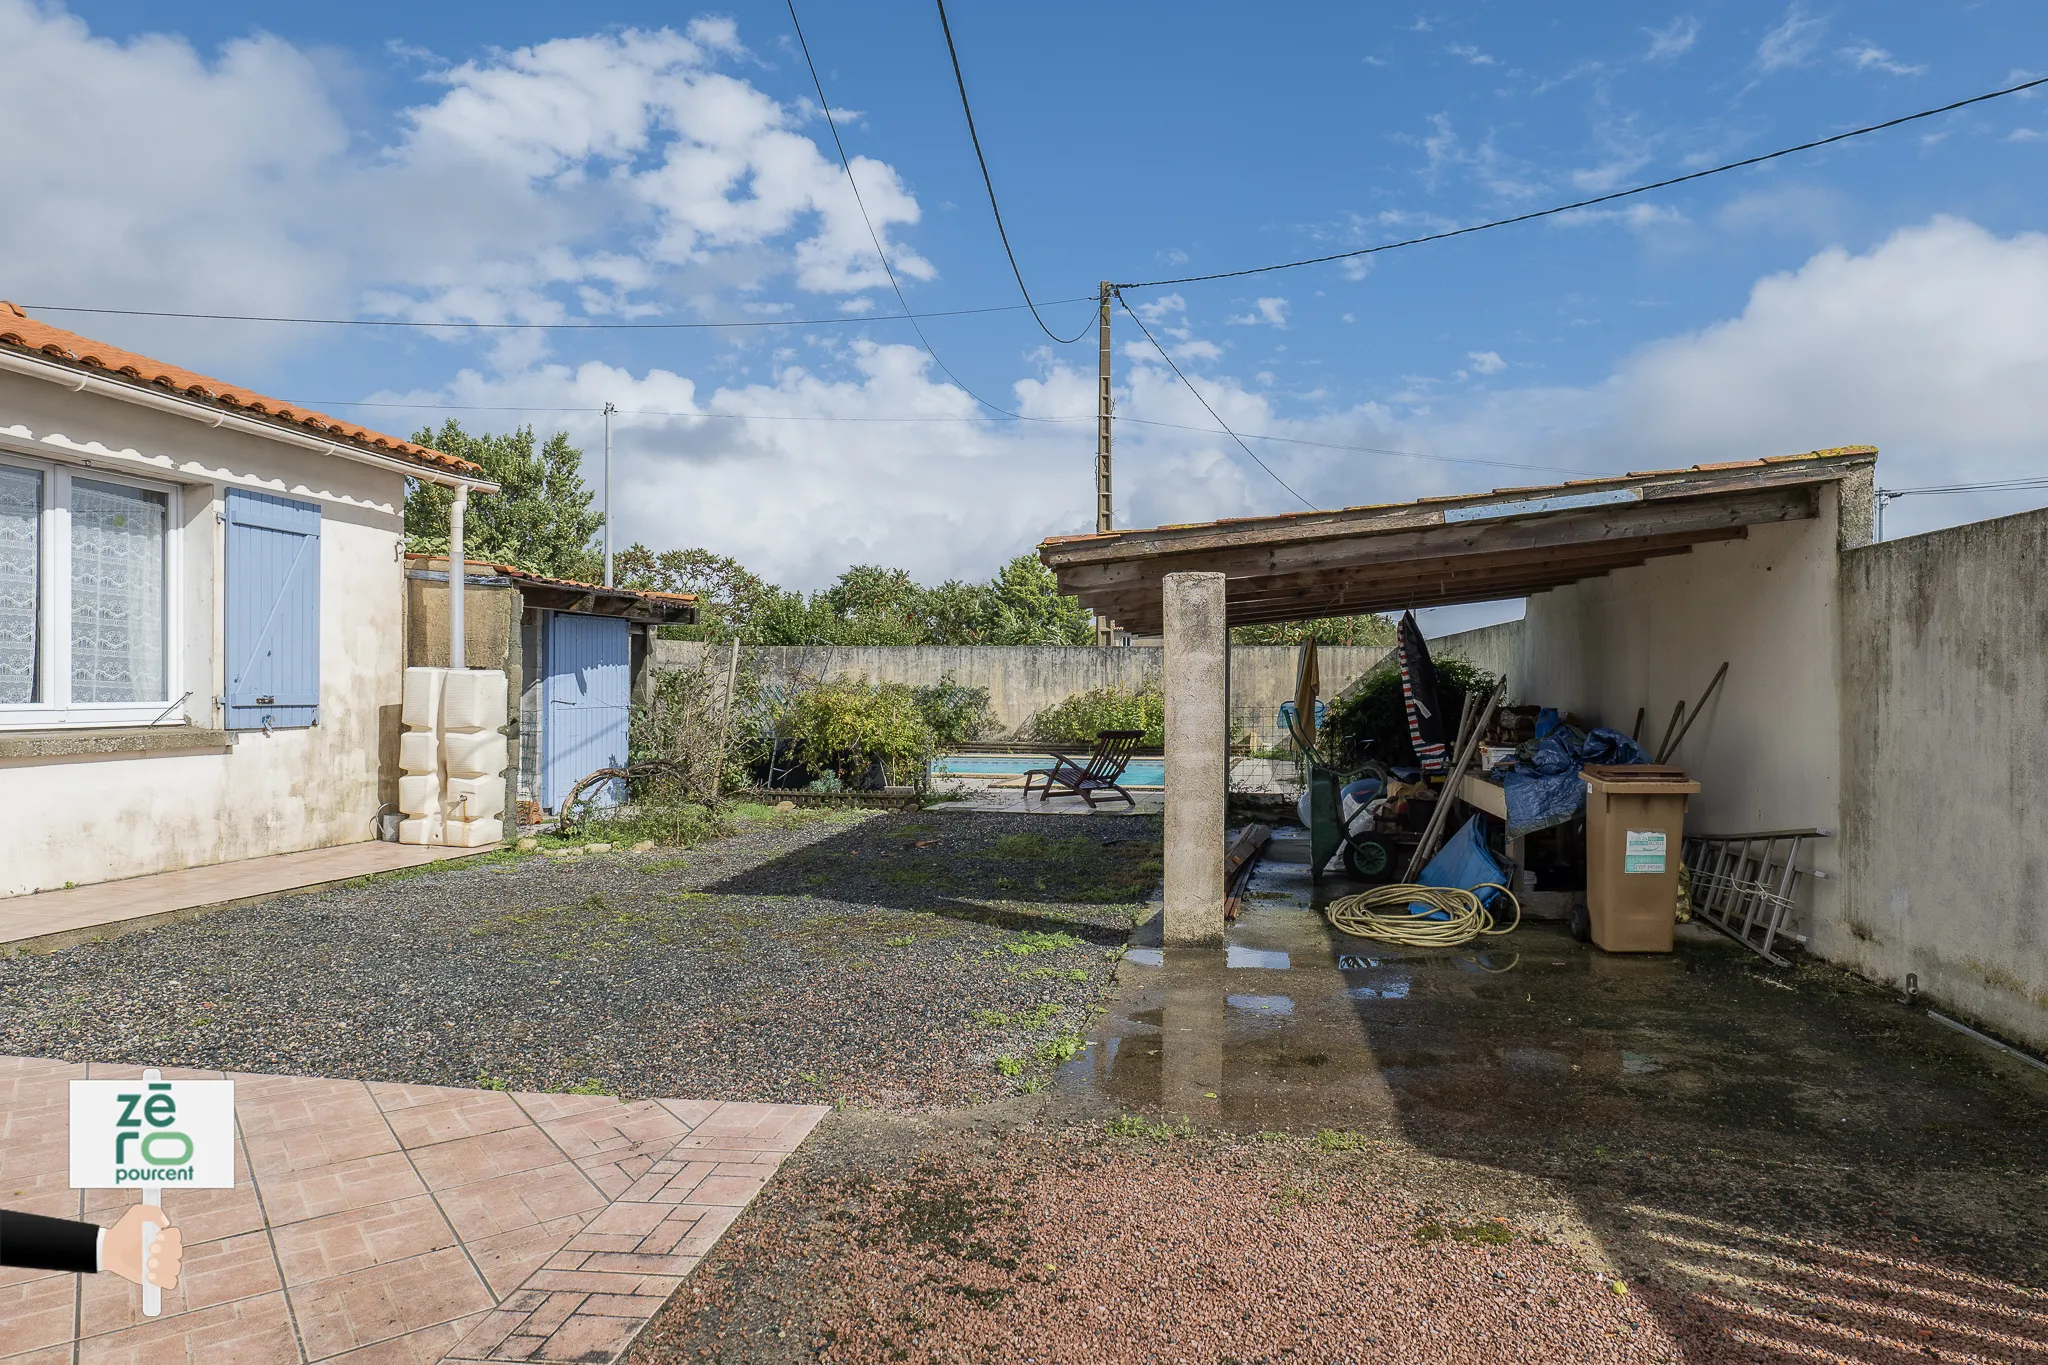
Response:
[1042,447,1870,569]
[1055,491,1793,594]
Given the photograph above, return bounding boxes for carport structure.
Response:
[1040,446,1878,942]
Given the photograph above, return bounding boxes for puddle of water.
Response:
[1123,948,1164,967]
[1227,994,1295,1015]
[1622,1050,1666,1075]
[1346,981,1411,1000]
[1502,1046,1573,1075]
[1226,946,1292,970]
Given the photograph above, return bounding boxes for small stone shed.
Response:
[403,555,696,820]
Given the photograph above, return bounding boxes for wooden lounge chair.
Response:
[1022,730,1145,808]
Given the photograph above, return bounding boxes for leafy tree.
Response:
[404,420,604,581]
[605,543,1097,647]
[920,579,999,645]
[985,554,1095,645]
[615,544,780,641]
[815,565,927,644]
[1231,615,1396,646]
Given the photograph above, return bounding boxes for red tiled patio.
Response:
[0,1056,825,1364]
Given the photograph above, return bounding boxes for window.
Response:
[0,464,39,705]
[0,454,178,728]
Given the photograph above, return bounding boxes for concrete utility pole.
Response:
[602,401,617,587]
[1095,280,1117,645]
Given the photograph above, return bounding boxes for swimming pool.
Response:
[931,753,1167,787]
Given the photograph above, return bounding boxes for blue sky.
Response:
[7,1,2048,603]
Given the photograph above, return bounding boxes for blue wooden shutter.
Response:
[224,489,320,730]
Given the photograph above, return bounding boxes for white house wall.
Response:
[0,369,406,895]
[1515,485,1848,938]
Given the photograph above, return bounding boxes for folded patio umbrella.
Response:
[1288,637,1321,753]
[1396,611,1449,773]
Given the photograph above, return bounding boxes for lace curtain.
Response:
[70,478,167,704]
[0,465,38,704]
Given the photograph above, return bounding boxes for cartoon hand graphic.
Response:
[103,1205,182,1290]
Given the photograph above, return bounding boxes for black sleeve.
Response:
[0,1209,100,1273]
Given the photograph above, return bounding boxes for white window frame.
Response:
[0,450,183,730]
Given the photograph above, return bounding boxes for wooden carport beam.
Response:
[1072,531,1746,625]
[1056,485,1813,596]
[1042,451,1869,570]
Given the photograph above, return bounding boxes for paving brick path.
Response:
[0,1056,825,1364]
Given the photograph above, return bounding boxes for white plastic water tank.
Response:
[442,730,508,779]
[443,775,505,821]
[398,731,441,775]
[398,814,444,845]
[441,669,508,733]
[441,816,504,848]
[401,666,447,730]
[398,774,443,818]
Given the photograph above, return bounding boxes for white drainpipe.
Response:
[449,482,468,671]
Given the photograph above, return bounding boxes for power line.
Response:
[932,0,1093,345]
[786,0,1020,419]
[1882,475,2048,497]
[1116,291,1318,510]
[14,297,1094,331]
[1116,74,2048,291]
[304,398,1585,477]
[301,398,1090,424]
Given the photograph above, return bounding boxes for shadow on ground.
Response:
[1060,832,2048,1363]
[626,828,2048,1364]
[702,809,1162,950]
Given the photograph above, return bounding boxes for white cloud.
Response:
[1840,43,1926,77]
[1643,17,1698,61]
[1716,183,1847,237]
[2011,128,2044,143]
[0,2,930,369]
[1756,4,1827,72]
[1445,44,1496,66]
[391,223,2048,578]
[1227,298,1290,328]
[1553,202,1688,231]
[1413,219,2048,540]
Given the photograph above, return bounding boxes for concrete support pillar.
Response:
[1163,572,1228,944]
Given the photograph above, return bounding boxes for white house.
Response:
[0,303,493,896]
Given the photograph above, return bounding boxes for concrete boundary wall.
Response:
[1838,507,2048,1052]
[1425,619,1526,687]
[653,640,1394,743]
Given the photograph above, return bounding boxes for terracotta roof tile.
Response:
[405,553,698,605]
[0,302,478,478]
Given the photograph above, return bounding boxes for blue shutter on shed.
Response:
[223,489,320,730]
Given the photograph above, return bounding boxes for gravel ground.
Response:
[629,1115,1681,1365]
[626,1110,2048,1365]
[0,808,1161,1108]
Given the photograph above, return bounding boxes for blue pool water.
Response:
[931,753,1167,786]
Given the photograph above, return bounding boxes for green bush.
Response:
[1323,656,1497,769]
[911,672,999,747]
[1028,681,1165,748]
[784,675,939,785]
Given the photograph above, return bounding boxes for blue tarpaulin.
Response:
[1499,709,1651,841]
[1408,815,1508,918]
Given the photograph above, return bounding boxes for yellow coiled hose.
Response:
[1323,882,1521,947]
